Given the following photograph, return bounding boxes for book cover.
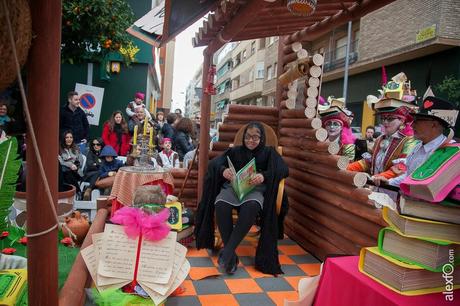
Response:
[359,247,460,295]
[378,227,460,272]
[227,157,257,201]
[400,145,460,202]
[142,202,183,230]
[382,207,460,244]
[399,196,460,225]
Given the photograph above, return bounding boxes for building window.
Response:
[266,65,273,80]
[256,62,264,79]
[335,36,348,60]
[234,53,241,67]
[251,41,256,55]
[232,77,240,90]
[259,38,265,49]
[273,62,278,78]
[249,70,254,82]
[267,36,276,46]
[242,49,247,60]
[354,30,360,51]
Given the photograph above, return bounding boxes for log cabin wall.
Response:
[279,41,385,260]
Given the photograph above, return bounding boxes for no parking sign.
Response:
[74,83,104,126]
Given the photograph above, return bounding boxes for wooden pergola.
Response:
[22,0,397,304]
[193,0,396,198]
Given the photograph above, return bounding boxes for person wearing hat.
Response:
[156,137,180,169]
[126,92,152,120]
[375,96,458,187]
[95,145,124,194]
[347,99,418,180]
[319,105,356,161]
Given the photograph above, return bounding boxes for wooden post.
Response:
[198,49,212,201]
[27,0,61,304]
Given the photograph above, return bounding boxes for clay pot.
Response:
[62,211,90,245]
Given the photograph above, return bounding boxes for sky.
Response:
[171,19,205,112]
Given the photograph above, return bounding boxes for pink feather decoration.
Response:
[341,126,356,145]
[111,207,171,241]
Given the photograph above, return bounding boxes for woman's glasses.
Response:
[92,142,101,146]
[244,134,261,141]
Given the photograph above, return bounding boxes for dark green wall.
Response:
[321,47,460,134]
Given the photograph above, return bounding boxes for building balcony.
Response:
[323,40,359,73]
[230,79,264,101]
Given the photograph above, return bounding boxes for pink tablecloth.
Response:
[314,256,458,306]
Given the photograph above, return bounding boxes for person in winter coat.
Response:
[58,130,84,195]
[95,145,124,194]
[173,117,195,161]
[82,137,104,200]
[101,111,131,156]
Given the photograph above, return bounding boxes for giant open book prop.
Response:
[81,224,190,305]
[227,157,256,201]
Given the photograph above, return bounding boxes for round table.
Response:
[110,166,174,208]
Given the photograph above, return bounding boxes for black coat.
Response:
[173,131,195,161]
[194,146,289,275]
[60,105,89,143]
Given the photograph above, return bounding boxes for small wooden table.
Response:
[110,166,174,206]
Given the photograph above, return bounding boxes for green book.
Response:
[378,227,460,272]
[227,156,257,201]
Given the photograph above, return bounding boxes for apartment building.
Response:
[308,0,460,132]
[184,66,203,118]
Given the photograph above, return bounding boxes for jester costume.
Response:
[348,103,418,178]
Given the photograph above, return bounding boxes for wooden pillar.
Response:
[198,49,212,201]
[275,35,286,109]
[27,0,61,304]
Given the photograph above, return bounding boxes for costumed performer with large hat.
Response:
[374,96,459,187]
[347,72,418,180]
[319,96,356,161]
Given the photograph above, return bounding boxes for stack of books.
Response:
[359,195,460,295]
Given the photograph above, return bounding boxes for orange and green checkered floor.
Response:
[168,236,322,306]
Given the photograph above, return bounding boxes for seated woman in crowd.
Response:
[95,145,124,194]
[82,137,104,200]
[102,111,131,156]
[156,138,180,169]
[58,130,84,195]
[0,102,12,128]
[173,117,195,161]
[194,122,289,275]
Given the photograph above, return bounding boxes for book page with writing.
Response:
[92,232,127,287]
[139,242,187,295]
[98,224,137,281]
[137,231,177,284]
[140,259,191,306]
[81,244,130,291]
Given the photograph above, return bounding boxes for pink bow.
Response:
[111,206,171,241]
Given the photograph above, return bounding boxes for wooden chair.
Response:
[215,123,285,247]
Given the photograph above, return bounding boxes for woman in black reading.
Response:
[194,121,289,275]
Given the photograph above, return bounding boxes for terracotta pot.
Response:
[62,211,90,245]
[14,184,76,211]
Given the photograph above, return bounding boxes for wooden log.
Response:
[308,77,320,88]
[217,131,239,142]
[217,123,243,133]
[280,99,296,110]
[328,141,340,155]
[279,118,322,130]
[59,209,109,306]
[283,53,298,65]
[172,187,197,197]
[224,113,279,125]
[281,108,309,119]
[285,180,384,226]
[309,65,322,78]
[284,156,368,188]
[211,141,232,151]
[285,218,347,256]
[288,167,372,204]
[306,86,318,98]
[170,168,197,178]
[285,225,328,260]
[209,151,221,159]
[312,54,324,66]
[228,104,278,117]
[305,97,318,108]
[289,204,362,254]
[279,136,331,153]
[279,127,327,142]
[304,107,317,119]
[289,189,382,241]
[283,147,349,170]
[173,178,198,187]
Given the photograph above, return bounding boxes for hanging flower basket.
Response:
[287,0,317,16]
[0,0,32,92]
